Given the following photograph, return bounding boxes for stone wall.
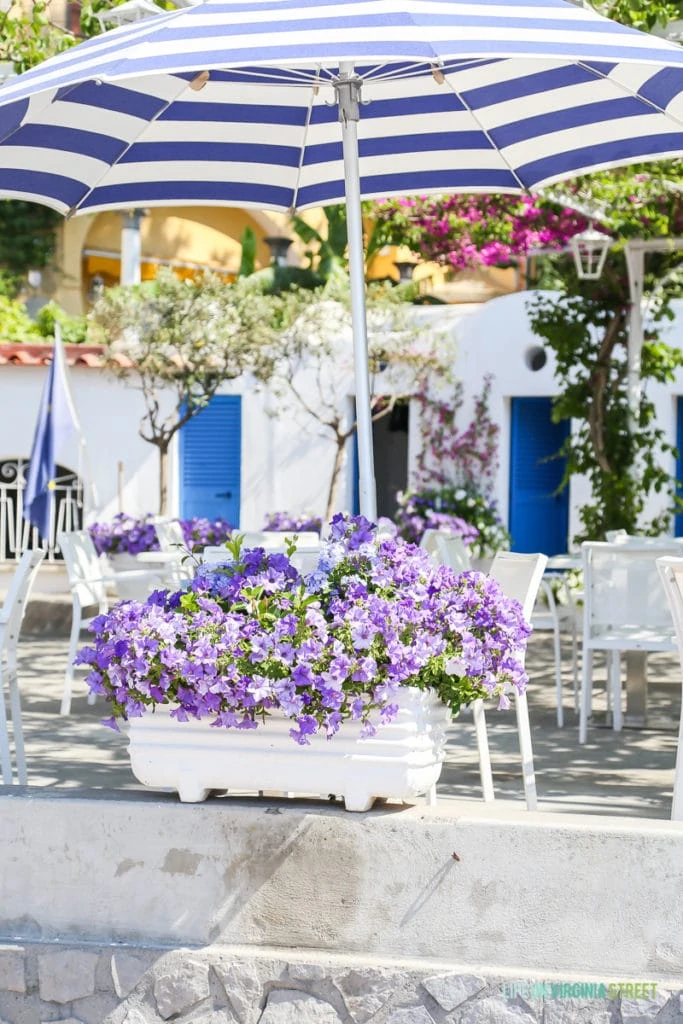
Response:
[2,791,683,1024]
[1,945,682,1024]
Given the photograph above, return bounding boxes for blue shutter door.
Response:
[509,397,569,555]
[676,396,683,536]
[179,396,241,526]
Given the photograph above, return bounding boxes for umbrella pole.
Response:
[335,64,377,522]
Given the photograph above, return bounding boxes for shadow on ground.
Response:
[3,630,680,819]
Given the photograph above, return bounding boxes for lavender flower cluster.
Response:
[77,515,530,744]
[262,511,323,534]
[395,487,510,559]
[89,515,232,555]
[180,517,233,549]
[89,514,160,556]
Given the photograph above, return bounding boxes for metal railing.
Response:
[0,459,84,563]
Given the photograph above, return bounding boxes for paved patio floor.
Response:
[2,622,680,819]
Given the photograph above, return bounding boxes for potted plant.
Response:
[262,511,323,535]
[89,513,160,571]
[77,515,530,810]
[89,514,232,566]
[395,486,511,570]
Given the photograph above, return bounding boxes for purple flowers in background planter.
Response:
[89,514,232,555]
[262,511,323,534]
[89,513,160,556]
[77,514,530,744]
[394,486,510,559]
[179,517,232,549]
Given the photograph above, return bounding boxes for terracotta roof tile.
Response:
[0,343,134,369]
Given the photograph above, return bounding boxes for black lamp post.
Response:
[393,259,417,284]
[264,235,293,267]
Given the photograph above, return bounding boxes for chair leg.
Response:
[579,648,593,744]
[515,691,538,811]
[61,597,82,715]
[472,699,495,802]
[7,661,26,785]
[608,651,622,732]
[671,706,683,821]
[553,618,563,728]
[565,583,580,715]
[0,663,14,784]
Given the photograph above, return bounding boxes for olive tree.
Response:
[89,268,301,513]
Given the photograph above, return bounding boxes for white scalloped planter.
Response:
[127,687,451,811]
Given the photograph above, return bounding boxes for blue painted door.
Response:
[509,397,569,555]
[179,396,241,526]
[676,396,683,536]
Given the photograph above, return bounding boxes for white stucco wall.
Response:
[418,293,683,546]
[0,361,348,530]
[2,292,683,537]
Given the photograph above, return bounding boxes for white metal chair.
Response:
[0,549,45,785]
[470,551,547,811]
[529,574,579,728]
[579,541,680,744]
[421,529,472,573]
[155,519,188,552]
[655,557,683,820]
[58,530,166,715]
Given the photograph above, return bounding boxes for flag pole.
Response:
[53,324,100,518]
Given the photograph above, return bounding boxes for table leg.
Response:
[624,651,648,727]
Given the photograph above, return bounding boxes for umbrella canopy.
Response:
[3,0,683,518]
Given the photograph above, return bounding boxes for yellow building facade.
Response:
[51,204,521,314]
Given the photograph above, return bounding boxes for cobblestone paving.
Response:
[4,630,681,818]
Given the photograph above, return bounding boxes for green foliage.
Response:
[238,226,257,278]
[588,0,683,31]
[528,258,683,541]
[0,200,61,285]
[78,0,174,38]
[33,301,88,344]
[89,267,312,447]
[245,264,323,294]
[0,0,74,73]
[0,296,40,343]
[288,205,385,284]
[89,268,315,510]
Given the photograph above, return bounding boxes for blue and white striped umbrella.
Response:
[1,0,683,215]
[3,0,683,516]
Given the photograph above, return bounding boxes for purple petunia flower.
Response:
[79,513,530,744]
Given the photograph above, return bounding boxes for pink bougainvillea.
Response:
[372,193,589,270]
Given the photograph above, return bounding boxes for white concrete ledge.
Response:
[2,789,683,981]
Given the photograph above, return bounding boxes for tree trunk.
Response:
[325,439,348,521]
[158,443,169,515]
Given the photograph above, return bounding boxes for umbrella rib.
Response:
[441,73,529,194]
[289,68,321,215]
[576,59,683,129]
[64,76,196,216]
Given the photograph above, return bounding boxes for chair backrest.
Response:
[57,529,107,607]
[605,531,683,550]
[155,519,187,553]
[488,551,547,623]
[433,533,472,572]
[657,557,683,647]
[0,548,45,646]
[583,541,681,637]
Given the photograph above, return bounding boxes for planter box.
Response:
[128,688,451,811]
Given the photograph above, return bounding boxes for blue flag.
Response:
[24,334,77,541]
